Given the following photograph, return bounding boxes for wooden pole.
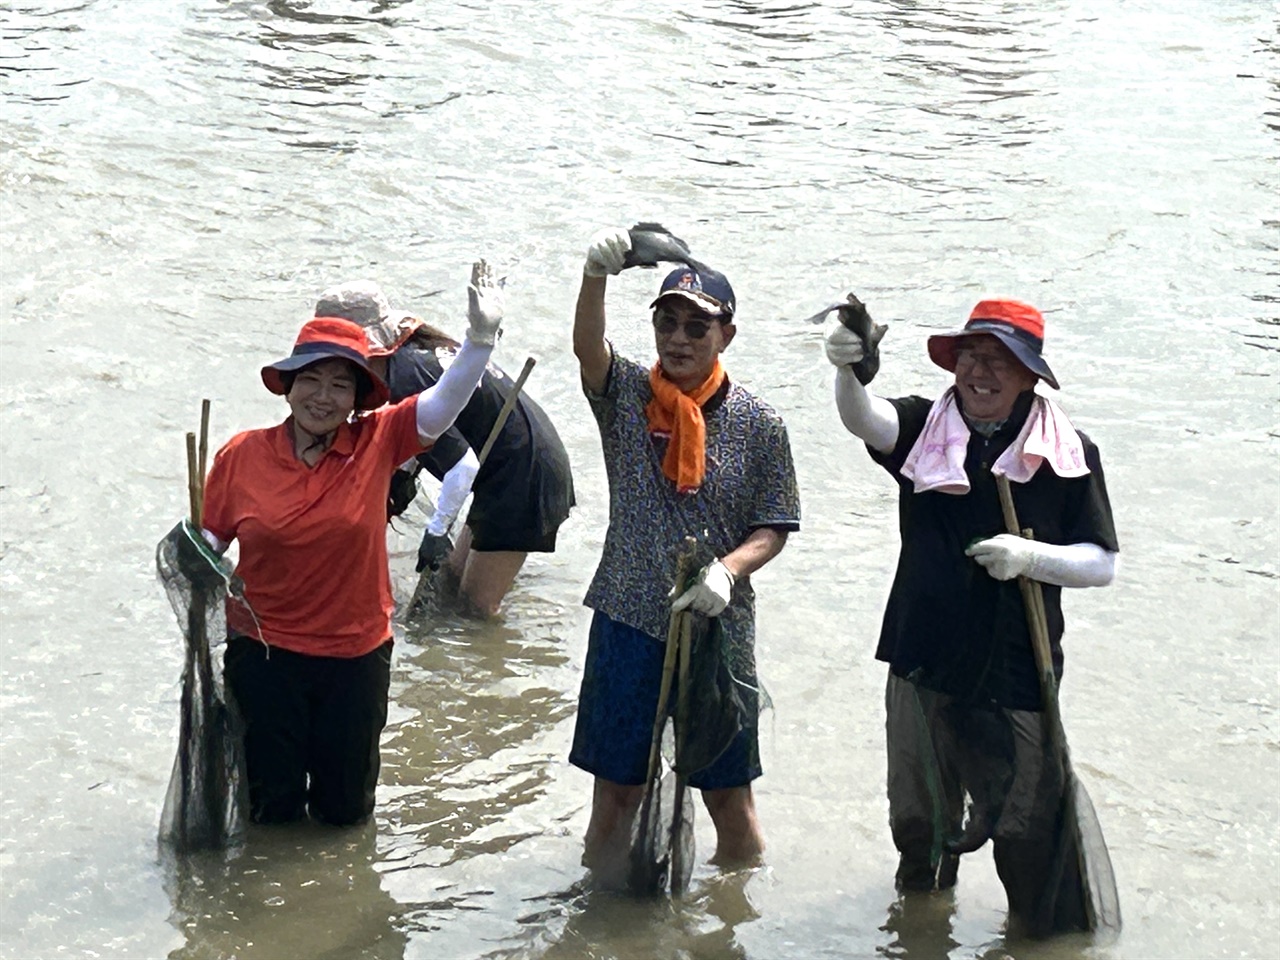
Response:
[186,432,201,528]
[670,607,694,896]
[475,357,535,467]
[995,473,1112,933]
[197,398,210,514]
[646,538,698,783]
[996,476,1062,723]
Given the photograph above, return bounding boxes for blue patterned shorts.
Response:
[569,611,761,790]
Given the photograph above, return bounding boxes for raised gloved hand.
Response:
[583,228,631,278]
[465,258,504,346]
[965,534,1038,581]
[671,559,736,617]
[824,318,866,368]
[386,466,419,520]
[416,530,455,573]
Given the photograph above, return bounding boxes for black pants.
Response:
[224,637,392,827]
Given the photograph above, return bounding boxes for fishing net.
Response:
[626,552,756,897]
[155,521,249,851]
[1027,753,1122,936]
[1071,776,1122,933]
[628,728,694,896]
[386,464,420,520]
[904,675,1120,936]
[673,613,746,778]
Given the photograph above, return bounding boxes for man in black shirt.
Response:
[825,297,1118,929]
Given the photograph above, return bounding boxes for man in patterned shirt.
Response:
[569,227,801,876]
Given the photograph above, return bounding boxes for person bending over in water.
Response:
[315,280,575,618]
[569,227,800,873]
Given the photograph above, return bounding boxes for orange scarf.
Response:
[645,360,727,494]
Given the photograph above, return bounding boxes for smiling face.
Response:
[652,299,736,391]
[952,334,1038,422]
[286,358,359,438]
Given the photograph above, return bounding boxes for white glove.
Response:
[965,535,1117,588]
[671,559,736,617]
[465,258,504,346]
[584,228,631,278]
[824,318,865,367]
[966,534,1037,581]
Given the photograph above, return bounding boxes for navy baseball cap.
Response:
[650,266,736,320]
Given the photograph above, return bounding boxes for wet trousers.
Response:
[225,637,392,827]
[885,671,1065,921]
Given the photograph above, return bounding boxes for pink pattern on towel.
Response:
[900,388,1089,494]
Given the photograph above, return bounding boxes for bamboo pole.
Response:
[646,538,698,783]
[996,477,1056,695]
[186,433,201,528]
[197,398,210,514]
[995,473,1110,933]
[475,357,535,466]
[670,607,695,896]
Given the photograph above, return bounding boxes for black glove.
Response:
[416,531,454,573]
[170,522,228,590]
[387,468,419,520]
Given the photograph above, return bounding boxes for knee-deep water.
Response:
[1,2,1276,958]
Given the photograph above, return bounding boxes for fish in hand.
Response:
[805,292,887,385]
[622,222,708,272]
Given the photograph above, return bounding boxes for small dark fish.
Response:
[804,292,887,385]
[622,222,708,272]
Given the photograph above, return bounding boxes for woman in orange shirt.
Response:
[194,261,504,826]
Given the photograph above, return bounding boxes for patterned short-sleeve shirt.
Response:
[582,352,801,659]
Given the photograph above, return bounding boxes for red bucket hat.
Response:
[926,299,1059,389]
[260,317,390,410]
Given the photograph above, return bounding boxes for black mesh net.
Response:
[673,614,746,779]
[628,757,694,896]
[155,521,249,851]
[624,550,757,897]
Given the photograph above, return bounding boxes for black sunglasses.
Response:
[652,312,719,340]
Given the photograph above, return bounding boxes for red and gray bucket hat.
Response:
[260,317,390,410]
[926,299,1059,389]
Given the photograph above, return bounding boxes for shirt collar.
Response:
[701,373,732,416]
[962,389,1035,441]
[277,417,358,463]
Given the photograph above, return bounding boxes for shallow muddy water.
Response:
[1,2,1276,958]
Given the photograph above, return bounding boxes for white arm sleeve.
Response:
[834,366,899,454]
[425,448,479,536]
[1028,542,1118,588]
[415,337,493,442]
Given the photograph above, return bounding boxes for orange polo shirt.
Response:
[202,397,425,658]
